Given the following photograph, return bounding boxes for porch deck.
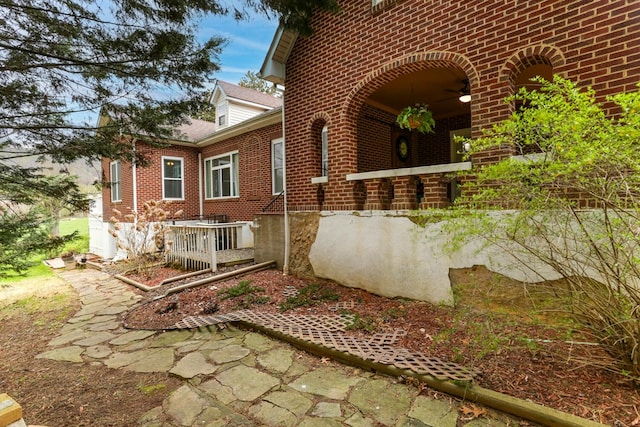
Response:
[165,222,254,271]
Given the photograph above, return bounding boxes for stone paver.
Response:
[31,268,527,427]
[290,368,364,400]
[169,351,217,378]
[349,379,414,426]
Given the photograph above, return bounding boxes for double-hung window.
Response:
[110,160,121,202]
[162,156,184,200]
[204,152,239,199]
[272,138,284,194]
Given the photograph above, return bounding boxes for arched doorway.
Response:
[338,55,476,209]
[357,67,472,173]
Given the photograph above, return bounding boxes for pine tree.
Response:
[0,0,338,274]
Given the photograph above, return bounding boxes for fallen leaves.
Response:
[460,404,487,419]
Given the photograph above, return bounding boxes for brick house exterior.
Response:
[94,81,283,258]
[261,0,640,212]
[93,1,639,301]
[251,0,640,303]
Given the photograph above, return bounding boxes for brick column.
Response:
[363,178,391,210]
[419,173,450,209]
[390,176,418,210]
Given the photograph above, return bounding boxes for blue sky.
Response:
[197,11,279,86]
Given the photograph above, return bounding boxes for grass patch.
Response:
[218,280,265,300]
[279,283,339,312]
[137,383,167,395]
[0,217,89,284]
[0,291,75,331]
[4,293,72,315]
[218,280,270,309]
[344,313,378,333]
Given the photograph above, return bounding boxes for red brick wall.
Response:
[101,142,200,221]
[201,123,283,221]
[357,105,394,172]
[283,0,640,209]
[416,114,472,166]
[101,121,282,223]
[101,155,134,220]
[138,144,201,218]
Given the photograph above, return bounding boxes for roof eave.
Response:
[260,25,298,85]
[196,107,282,147]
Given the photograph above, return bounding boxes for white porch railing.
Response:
[164,222,253,271]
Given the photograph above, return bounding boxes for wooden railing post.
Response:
[208,228,217,272]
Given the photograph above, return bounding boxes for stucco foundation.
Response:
[255,211,561,306]
[308,211,562,305]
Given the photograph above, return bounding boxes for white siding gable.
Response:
[210,81,280,130]
[228,103,268,126]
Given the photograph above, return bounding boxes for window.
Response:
[110,160,121,202]
[272,138,284,194]
[321,126,328,177]
[204,152,239,199]
[514,63,553,155]
[162,156,184,200]
[218,115,226,126]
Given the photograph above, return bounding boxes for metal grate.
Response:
[172,310,478,382]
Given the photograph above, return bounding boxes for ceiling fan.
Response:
[441,79,471,103]
[440,79,471,104]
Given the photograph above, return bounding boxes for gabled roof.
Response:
[213,80,282,109]
[172,118,216,142]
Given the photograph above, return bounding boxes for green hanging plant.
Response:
[396,103,436,134]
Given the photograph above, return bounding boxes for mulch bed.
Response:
[120,265,640,426]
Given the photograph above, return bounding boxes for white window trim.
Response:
[272,138,284,195]
[110,160,121,202]
[161,156,184,200]
[204,151,239,200]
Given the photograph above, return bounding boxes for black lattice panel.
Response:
[241,312,353,332]
[172,310,478,381]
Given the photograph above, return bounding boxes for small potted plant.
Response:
[396,103,436,134]
[60,251,76,269]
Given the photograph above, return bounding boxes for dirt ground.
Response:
[124,265,640,426]
[0,276,181,427]
[1,266,639,426]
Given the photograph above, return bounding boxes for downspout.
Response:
[198,152,203,219]
[281,89,290,275]
[132,140,138,215]
[130,140,138,260]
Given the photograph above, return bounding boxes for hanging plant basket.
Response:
[396,104,436,134]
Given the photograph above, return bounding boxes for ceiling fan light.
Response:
[459,93,471,103]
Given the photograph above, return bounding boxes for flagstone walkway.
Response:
[35,268,523,426]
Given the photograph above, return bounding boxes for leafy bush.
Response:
[108,200,181,275]
[448,76,640,380]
